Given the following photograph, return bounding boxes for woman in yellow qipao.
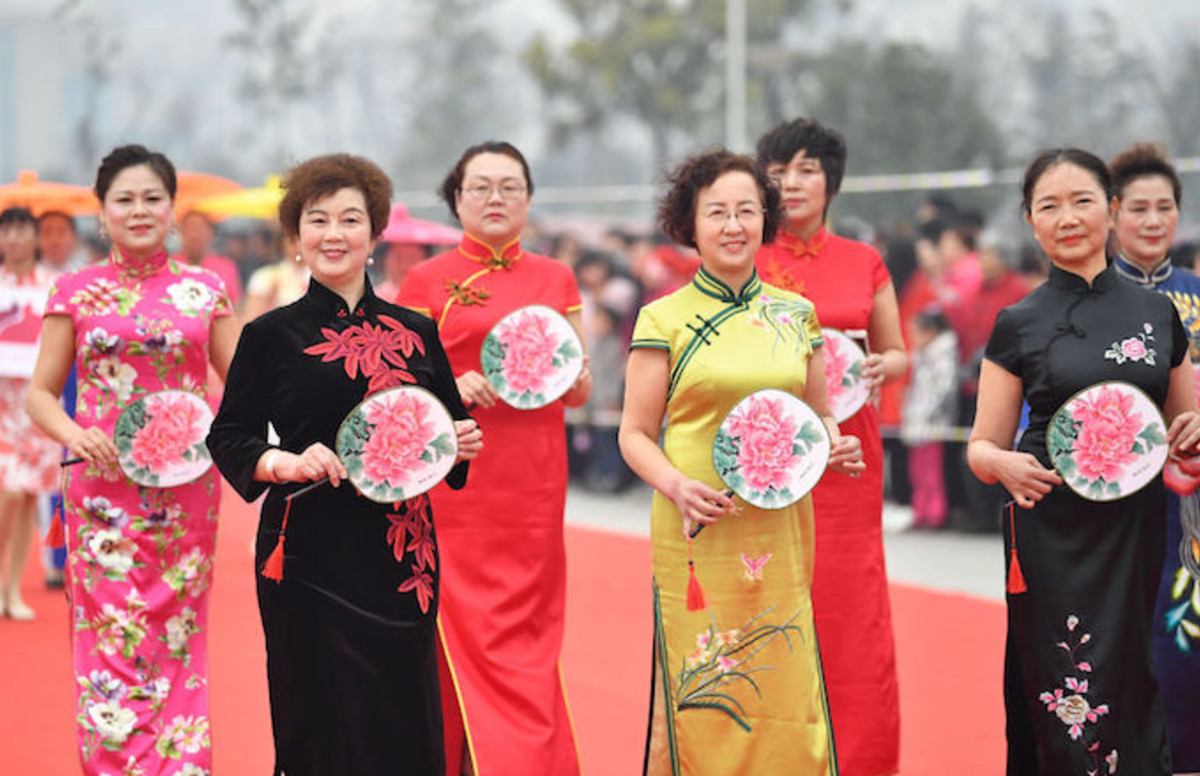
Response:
[620,150,865,775]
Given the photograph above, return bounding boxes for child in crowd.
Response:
[900,307,959,528]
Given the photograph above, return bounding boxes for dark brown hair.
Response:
[278,154,393,240]
[439,141,534,222]
[1110,142,1182,206]
[94,145,177,203]
[0,207,37,229]
[1021,148,1113,216]
[658,149,781,249]
[755,118,848,199]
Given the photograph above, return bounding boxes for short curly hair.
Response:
[1110,142,1181,206]
[657,149,780,249]
[438,141,534,222]
[279,154,392,240]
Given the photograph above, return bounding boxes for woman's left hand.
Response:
[861,353,886,401]
[454,419,483,463]
[1168,410,1200,456]
[828,434,866,477]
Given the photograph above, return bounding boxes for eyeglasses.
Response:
[701,207,764,226]
[461,183,528,201]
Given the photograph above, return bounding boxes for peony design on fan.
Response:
[115,391,213,487]
[1047,382,1168,502]
[337,387,457,503]
[714,391,827,509]
[480,305,583,409]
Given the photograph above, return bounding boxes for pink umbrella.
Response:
[380,204,461,245]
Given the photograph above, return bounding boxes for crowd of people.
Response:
[0,119,1197,776]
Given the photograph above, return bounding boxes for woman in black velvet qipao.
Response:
[968,148,1200,775]
[206,153,483,776]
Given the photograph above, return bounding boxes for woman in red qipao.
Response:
[755,118,909,776]
[397,141,592,776]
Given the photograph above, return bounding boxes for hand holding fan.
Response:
[480,304,584,410]
[287,384,460,504]
[263,385,461,582]
[62,389,214,487]
[691,389,831,538]
[1046,381,1169,502]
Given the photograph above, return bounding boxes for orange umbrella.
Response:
[175,171,243,222]
[0,170,98,217]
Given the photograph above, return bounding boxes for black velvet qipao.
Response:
[985,263,1184,775]
[207,278,470,776]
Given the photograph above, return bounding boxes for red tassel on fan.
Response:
[46,466,67,549]
[261,496,293,582]
[44,504,65,549]
[685,534,707,611]
[1006,502,1027,595]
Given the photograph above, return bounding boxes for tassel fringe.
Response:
[685,533,707,611]
[1006,502,1027,595]
[262,495,293,582]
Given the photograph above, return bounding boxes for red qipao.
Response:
[757,228,901,776]
[397,234,583,775]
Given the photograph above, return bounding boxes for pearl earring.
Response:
[367,256,375,266]
[294,254,303,263]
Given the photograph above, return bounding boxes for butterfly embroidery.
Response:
[741,552,772,582]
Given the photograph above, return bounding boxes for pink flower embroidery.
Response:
[496,311,558,395]
[1038,614,1116,770]
[1070,386,1142,482]
[360,391,436,487]
[129,394,206,470]
[727,394,800,493]
[740,552,772,582]
[1120,337,1146,361]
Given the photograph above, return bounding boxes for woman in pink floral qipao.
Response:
[27,145,237,775]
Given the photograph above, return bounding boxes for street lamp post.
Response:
[726,0,747,152]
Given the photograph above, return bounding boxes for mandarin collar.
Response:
[303,274,378,319]
[110,247,169,281]
[1047,260,1117,294]
[776,226,829,258]
[692,266,762,304]
[1113,254,1172,288]
[457,232,523,269]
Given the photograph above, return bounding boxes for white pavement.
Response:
[564,484,1006,602]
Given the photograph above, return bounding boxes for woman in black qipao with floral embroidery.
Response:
[207,154,482,776]
[968,149,1200,775]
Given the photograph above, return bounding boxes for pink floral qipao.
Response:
[45,249,232,774]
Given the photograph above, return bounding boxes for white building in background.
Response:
[0,13,87,183]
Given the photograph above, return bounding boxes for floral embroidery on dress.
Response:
[740,553,772,582]
[445,280,491,307]
[304,314,426,393]
[386,493,437,613]
[1165,493,1200,651]
[747,293,815,356]
[1037,614,1117,773]
[1103,323,1156,366]
[674,607,803,732]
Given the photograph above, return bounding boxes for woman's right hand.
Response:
[273,443,347,487]
[668,478,736,539]
[455,370,500,409]
[992,450,1062,509]
[66,426,119,470]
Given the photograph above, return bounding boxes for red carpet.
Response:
[0,486,1004,774]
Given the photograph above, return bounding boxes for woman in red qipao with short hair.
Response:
[397,141,592,776]
[755,118,909,776]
